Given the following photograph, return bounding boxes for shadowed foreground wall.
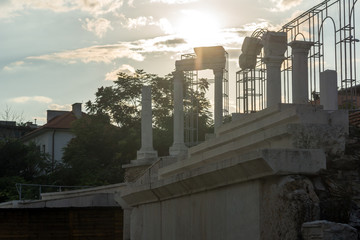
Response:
[0,207,123,240]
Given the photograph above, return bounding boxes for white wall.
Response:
[25,130,74,162]
[131,180,261,240]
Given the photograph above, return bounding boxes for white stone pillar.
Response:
[170,71,188,157]
[320,70,338,110]
[137,86,157,160]
[213,68,223,130]
[289,41,314,104]
[262,31,287,108]
[263,58,284,107]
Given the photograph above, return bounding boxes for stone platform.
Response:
[121,104,348,240]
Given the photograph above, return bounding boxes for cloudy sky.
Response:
[0,0,323,124]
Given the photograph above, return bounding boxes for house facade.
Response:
[22,103,83,168]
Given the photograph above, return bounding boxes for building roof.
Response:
[21,111,84,141]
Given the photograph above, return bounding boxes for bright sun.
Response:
[175,10,222,47]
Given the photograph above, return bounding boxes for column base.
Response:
[137,150,158,160]
[169,143,188,158]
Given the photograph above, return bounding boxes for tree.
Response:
[0,140,50,202]
[60,114,135,186]
[61,69,213,186]
[1,104,25,125]
[86,69,213,155]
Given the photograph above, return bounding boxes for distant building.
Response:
[21,103,83,168]
[0,121,37,140]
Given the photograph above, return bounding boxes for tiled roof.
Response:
[22,112,84,140]
[45,112,77,129]
[349,111,360,128]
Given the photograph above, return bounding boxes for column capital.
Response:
[289,40,314,54]
[262,56,286,67]
[212,68,224,77]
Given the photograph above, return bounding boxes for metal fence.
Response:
[237,0,359,113]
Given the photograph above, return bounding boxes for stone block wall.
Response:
[121,104,350,240]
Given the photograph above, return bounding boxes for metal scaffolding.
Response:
[182,53,199,147]
[237,0,359,113]
[182,51,229,147]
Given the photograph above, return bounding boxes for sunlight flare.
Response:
[175,10,222,47]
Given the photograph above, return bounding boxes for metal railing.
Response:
[15,183,92,201]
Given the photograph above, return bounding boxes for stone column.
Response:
[320,70,338,110]
[263,58,285,107]
[289,41,314,104]
[213,68,223,131]
[170,71,188,157]
[262,31,287,108]
[137,86,157,159]
[122,86,158,182]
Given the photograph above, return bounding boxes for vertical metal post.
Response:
[19,184,22,201]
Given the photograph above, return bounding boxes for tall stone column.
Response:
[213,68,223,131]
[320,70,338,110]
[262,31,287,108]
[289,41,314,104]
[170,71,188,157]
[263,58,285,107]
[122,85,157,182]
[137,86,157,160]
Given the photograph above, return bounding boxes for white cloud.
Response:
[25,35,189,64]
[127,0,135,7]
[157,18,174,34]
[105,64,135,80]
[122,16,174,34]
[48,103,72,110]
[77,0,124,16]
[125,16,149,29]
[0,0,124,19]
[23,28,247,66]
[2,61,25,71]
[81,17,114,38]
[269,0,303,12]
[27,43,145,63]
[237,20,271,33]
[150,0,197,4]
[10,96,53,104]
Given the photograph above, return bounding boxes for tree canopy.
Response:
[0,70,214,201]
[0,140,50,202]
[60,69,213,185]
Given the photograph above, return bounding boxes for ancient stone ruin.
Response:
[1,1,359,240]
[120,1,360,238]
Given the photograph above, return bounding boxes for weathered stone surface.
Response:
[123,149,325,207]
[302,220,357,240]
[124,165,151,182]
[261,176,320,240]
[122,105,352,240]
[289,123,348,155]
[130,180,262,240]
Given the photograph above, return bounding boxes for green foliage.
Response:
[62,69,213,185]
[0,140,50,180]
[86,70,212,151]
[0,140,50,202]
[61,114,131,186]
